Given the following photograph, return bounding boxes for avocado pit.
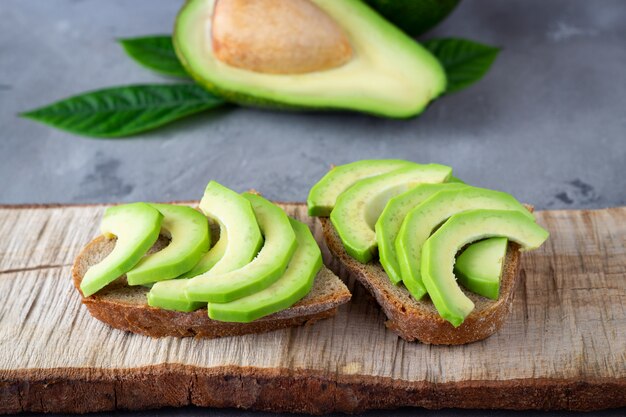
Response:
[212,0,353,74]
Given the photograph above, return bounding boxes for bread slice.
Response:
[72,235,351,339]
[319,208,532,345]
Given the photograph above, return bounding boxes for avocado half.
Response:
[174,0,446,118]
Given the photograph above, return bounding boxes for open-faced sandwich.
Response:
[308,159,549,344]
[72,181,350,338]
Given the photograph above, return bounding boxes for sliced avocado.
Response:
[175,0,446,118]
[179,219,225,278]
[147,181,262,311]
[330,164,452,263]
[376,182,467,284]
[396,186,533,300]
[455,237,508,300]
[307,159,416,216]
[126,204,210,286]
[208,218,322,322]
[421,209,549,327]
[185,193,297,303]
[80,203,162,297]
[147,279,206,312]
[198,181,263,274]
[178,235,226,278]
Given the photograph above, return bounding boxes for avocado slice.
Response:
[125,204,210,286]
[208,218,322,322]
[185,193,297,303]
[174,0,446,118]
[178,218,225,279]
[307,159,416,217]
[147,279,206,312]
[80,203,162,297]
[198,181,264,274]
[330,164,452,263]
[396,186,533,300]
[454,237,508,300]
[147,181,262,311]
[421,210,549,327]
[178,232,226,279]
[376,182,467,284]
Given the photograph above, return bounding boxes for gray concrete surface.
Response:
[1,0,625,209]
[2,0,625,416]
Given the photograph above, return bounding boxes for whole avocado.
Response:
[364,0,461,36]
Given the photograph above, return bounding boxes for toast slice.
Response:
[319,208,531,345]
[72,234,351,339]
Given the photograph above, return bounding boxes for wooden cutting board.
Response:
[0,203,624,414]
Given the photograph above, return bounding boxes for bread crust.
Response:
[72,235,350,339]
[319,216,524,345]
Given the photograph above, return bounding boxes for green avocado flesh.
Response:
[376,182,467,284]
[307,159,415,216]
[175,0,446,117]
[81,203,162,297]
[178,234,226,279]
[208,218,322,322]
[147,181,262,311]
[330,164,452,263]
[198,181,263,274]
[455,237,508,300]
[185,193,297,303]
[125,204,210,286]
[396,187,533,300]
[147,279,205,312]
[421,210,549,327]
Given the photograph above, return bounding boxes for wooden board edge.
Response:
[1,365,624,414]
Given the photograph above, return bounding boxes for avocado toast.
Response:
[72,182,350,338]
[309,160,548,345]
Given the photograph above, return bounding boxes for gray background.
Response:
[2,0,624,416]
[1,0,625,209]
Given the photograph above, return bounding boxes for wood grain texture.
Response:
[0,203,625,413]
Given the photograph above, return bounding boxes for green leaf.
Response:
[21,84,224,138]
[423,38,500,93]
[119,35,189,78]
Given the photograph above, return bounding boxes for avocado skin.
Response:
[173,0,446,118]
[365,0,461,37]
